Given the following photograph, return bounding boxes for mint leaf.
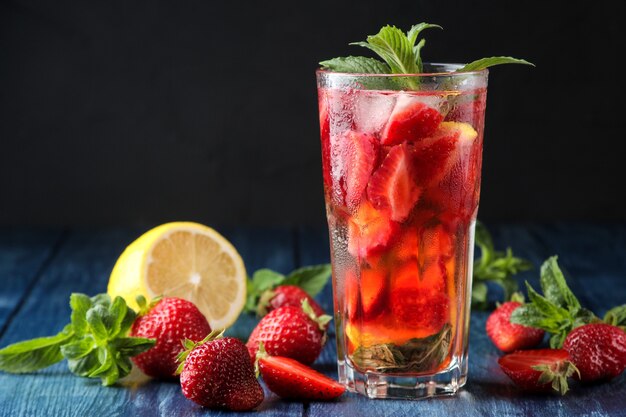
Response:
[604,304,626,328]
[283,264,332,297]
[319,56,390,73]
[472,222,532,309]
[351,26,418,74]
[244,269,286,313]
[458,56,534,72]
[252,269,285,292]
[70,293,92,336]
[111,337,155,357]
[60,338,95,360]
[510,257,599,348]
[0,292,155,386]
[0,326,74,373]
[471,282,488,310]
[539,256,581,311]
[86,305,109,342]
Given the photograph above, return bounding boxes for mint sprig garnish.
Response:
[472,222,533,309]
[244,264,332,314]
[510,257,601,348]
[0,293,155,386]
[319,56,391,74]
[320,22,533,77]
[459,56,534,72]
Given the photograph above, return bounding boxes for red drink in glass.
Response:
[317,65,488,399]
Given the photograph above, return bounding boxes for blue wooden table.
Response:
[1,224,625,417]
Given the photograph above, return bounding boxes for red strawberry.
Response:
[130,296,212,378]
[256,343,345,401]
[246,299,331,365]
[380,95,443,145]
[562,323,626,382]
[390,259,449,334]
[256,285,325,317]
[347,199,399,259]
[340,130,378,210]
[344,266,387,321]
[318,89,332,192]
[486,301,545,353]
[179,330,264,410]
[498,349,579,394]
[367,143,421,222]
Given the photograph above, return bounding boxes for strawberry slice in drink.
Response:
[390,258,449,336]
[338,130,378,210]
[367,143,421,222]
[344,265,388,322]
[411,121,478,187]
[380,94,444,146]
[318,91,332,191]
[347,199,398,259]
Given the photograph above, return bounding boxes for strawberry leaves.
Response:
[244,264,332,313]
[0,293,155,386]
[472,222,533,309]
[510,257,600,348]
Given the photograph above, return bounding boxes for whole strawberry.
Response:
[257,285,325,317]
[256,343,345,401]
[130,296,212,378]
[498,349,579,394]
[247,299,331,365]
[486,300,545,352]
[178,330,264,410]
[563,323,626,382]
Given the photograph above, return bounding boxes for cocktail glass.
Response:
[316,64,488,399]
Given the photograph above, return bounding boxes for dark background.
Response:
[1,0,625,227]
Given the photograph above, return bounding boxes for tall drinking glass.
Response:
[316,64,488,399]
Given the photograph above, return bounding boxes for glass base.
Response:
[339,357,467,400]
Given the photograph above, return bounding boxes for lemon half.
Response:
[108,222,246,330]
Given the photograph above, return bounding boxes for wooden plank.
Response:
[298,224,624,417]
[0,227,303,417]
[0,229,65,331]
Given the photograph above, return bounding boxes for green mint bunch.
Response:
[244,264,332,314]
[0,293,155,386]
[472,222,533,309]
[320,22,533,76]
[510,257,604,348]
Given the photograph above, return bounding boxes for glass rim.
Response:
[316,62,488,78]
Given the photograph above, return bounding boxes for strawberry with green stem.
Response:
[244,264,331,315]
[177,329,264,411]
[129,295,212,378]
[0,293,155,386]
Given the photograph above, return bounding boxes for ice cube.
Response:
[353,90,396,135]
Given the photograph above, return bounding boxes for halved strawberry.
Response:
[367,143,421,222]
[347,200,398,258]
[340,131,378,210]
[256,344,345,401]
[498,349,579,395]
[380,95,443,145]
